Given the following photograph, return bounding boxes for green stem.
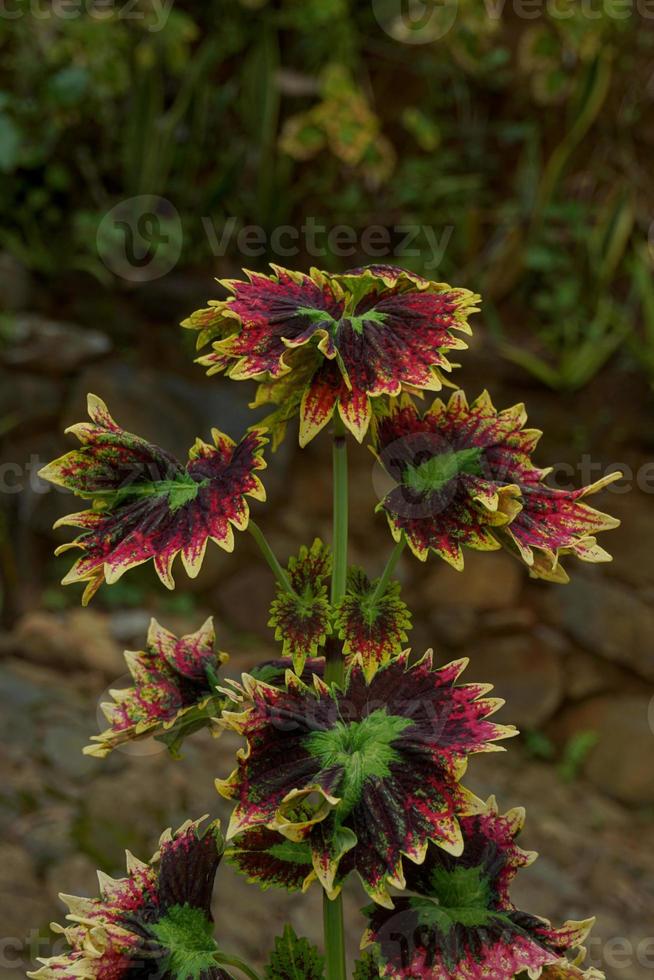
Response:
[323,415,349,980]
[323,887,347,980]
[248,521,295,596]
[330,417,349,606]
[326,416,349,685]
[370,535,406,606]
[214,951,262,980]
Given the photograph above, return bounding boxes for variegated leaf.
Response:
[335,567,411,680]
[39,394,267,603]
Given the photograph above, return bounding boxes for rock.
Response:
[150,370,256,443]
[41,720,97,780]
[65,361,207,460]
[63,610,126,675]
[428,606,477,648]
[565,647,635,701]
[421,550,523,611]
[0,371,61,429]
[606,490,654,590]
[588,913,654,980]
[478,607,537,634]
[554,696,654,806]
[289,444,333,524]
[510,852,582,918]
[44,853,97,904]
[79,758,197,865]
[213,862,362,970]
[0,660,51,711]
[131,271,225,323]
[0,659,98,788]
[213,563,276,639]
[0,314,111,374]
[0,660,85,761]
[18,805,76,869]
[107,609,152,645]
[464,631,564,728]
[0,845,51,938]
[1,431,78,537]
[542,576,654,682]
[6,610,125,676]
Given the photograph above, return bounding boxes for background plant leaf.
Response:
[264,924,325,980]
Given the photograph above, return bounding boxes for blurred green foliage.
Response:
[1,0,654,388]
[558,730,600,783]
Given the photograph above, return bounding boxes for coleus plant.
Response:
[34,264,619,980]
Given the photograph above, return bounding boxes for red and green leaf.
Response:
[365,903,595,979]
[192,266,342,380]
[498,473,621,582]
[186,265,479,447]
[85,617,229,758]
[268,539,333,674]
[539,956,605,979]
[227,826,315,893]
[39,394,267,603]
[264,924,325,980]
[29,818,225,980]
[353,951,382,979]
[335,567,411,680]
[299,357,349,446]
[217,654,515,906]
[402,796,537,912]
[374,391,620,579]
[253,346,323,450]
[363,799,598,979]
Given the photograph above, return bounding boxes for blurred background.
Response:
[1,0,653,976]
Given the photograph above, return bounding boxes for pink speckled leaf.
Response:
[29,818,226,980]
[217,653,514,905]
[85,617,229,758]
[186,264,479,447]
[363,798,598,979]
[336,567,411,679]
[227,825,315,893]
[39,395,267,603]
[374,391,620,579]
[193,266,342,380]
[268,539,333,674]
